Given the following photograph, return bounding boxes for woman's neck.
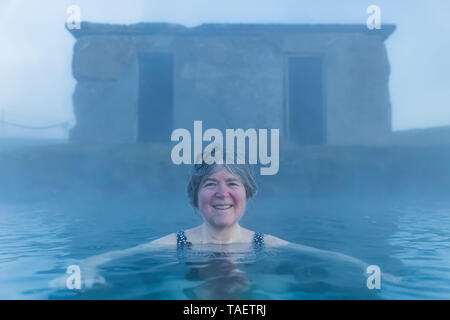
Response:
[200,222,242,244]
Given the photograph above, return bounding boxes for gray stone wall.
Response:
[70,35,139,143]
[326,33,392,145]
[390,126,450,146]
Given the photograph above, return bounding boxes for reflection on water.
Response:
[0,196,449,299]
[183,257,253,299]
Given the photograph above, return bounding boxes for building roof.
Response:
[67,22,396,40]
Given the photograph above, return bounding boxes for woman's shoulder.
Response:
[263,233,290,247]
[239,228,290,247]
[150,232,177,246]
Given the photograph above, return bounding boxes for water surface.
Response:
[0,195,449,299]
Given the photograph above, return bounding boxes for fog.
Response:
[0,0,449,139]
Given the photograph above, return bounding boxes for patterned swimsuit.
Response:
[176,230,265,253]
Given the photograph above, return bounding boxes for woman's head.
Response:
[187,162,258,229]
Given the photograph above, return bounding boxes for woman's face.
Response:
[197,167,247,230]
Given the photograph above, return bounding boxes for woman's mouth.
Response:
[213,204,233,210]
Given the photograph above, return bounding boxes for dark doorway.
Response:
[288,55,325,145]
[138,53,173,143]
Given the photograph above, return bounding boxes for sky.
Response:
[0,0,449,138]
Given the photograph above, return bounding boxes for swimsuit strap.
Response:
[252,231,265,251]
[176,230,192,249]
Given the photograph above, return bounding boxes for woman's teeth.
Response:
[213,205,232,210]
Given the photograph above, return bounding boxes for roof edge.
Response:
[67,22,396,40]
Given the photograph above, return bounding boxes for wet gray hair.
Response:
[187,162,258,208]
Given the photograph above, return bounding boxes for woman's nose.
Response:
[215,184,230,197]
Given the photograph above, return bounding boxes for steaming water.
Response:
[0,195,449,299]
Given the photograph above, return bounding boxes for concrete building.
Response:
[68,22,395,145]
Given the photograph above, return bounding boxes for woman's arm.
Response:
[50,234,177,289]
[265,235,401,283]
[81,233,177,270]
[289,242,401,283]
[287,242,368,268]
[267,234,372,269]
